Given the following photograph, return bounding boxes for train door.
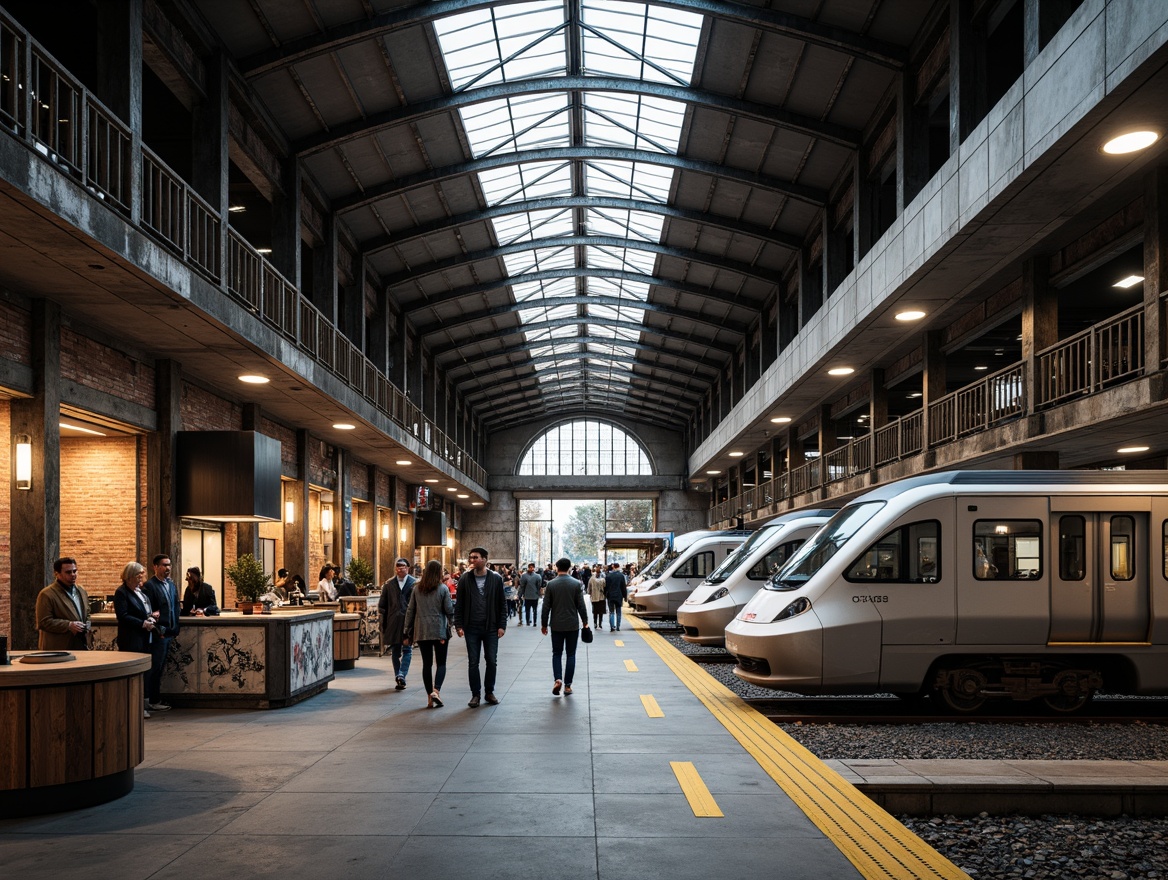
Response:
[955,496,1050,645]
[1050,510,1150,643]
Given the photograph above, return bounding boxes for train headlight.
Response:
[704,587,729,602]
[642,580,661,592]
[772,597,811,622]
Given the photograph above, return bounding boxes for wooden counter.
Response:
[0,650,150,818]
[90,610,335,709]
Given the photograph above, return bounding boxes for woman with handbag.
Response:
[402,559,455,708]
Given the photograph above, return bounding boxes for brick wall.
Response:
[0,401,10,639]
[349,458,369,499]
[0,297,30,366]
[261,416,299,477]
[309,437,336,490]
[61,437,138,595]
[60,328,154,408]
[180,382,241,430]
[376,471,390,508]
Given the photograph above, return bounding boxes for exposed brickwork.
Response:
[0,402,10,638]
[376,471,390,508]
[60,327,155,408]
[61,437,138,593]
[309,437,337,490]
[180,382,241,430]
[0,298,30,366]
[349,459,369,499]
[395,478,409,510]
[261,417,299,477]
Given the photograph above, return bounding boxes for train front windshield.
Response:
[639,547,677,579]
[705,528,773,584]
[766,502,884,591]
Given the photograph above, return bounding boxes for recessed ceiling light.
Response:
[472,501,484,506]
[425,479,439,483]
[256,247,273,255]
[333,423,356,430]
[447,487,458,492]
[457,494,469,498]
[396,460,412,466]
[729,451,744,457]
[1102,131,1159,154]
[706,469,721,475]
[973,365,989,371]
[895,310,926,322]
[828,367,855,376]
[770,416,792,424]
[1118,445,1150,454]
[909,392,923,398]
[228,205,246,213]
[1113,275,1145,289]
[238,374,269,384]
[60,421,106,436]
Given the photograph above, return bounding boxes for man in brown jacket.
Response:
[36,557,91,650]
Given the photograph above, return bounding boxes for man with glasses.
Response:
[144,553,181,712]
[453,547,507,707]
[35,557,91,650]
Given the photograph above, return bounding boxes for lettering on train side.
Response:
[852,595,888,603]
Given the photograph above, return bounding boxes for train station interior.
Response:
[3,1,1168,877]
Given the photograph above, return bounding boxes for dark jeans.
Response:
[463,627,499,696]
[146,636,171,702]
[417,639,448,695]
[524,598,539,625]
[551,629,580,685]
[390,642,413,679]
[608,598,623,630]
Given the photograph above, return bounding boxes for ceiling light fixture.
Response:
[706,469,721,475]
[895,309,926,322]
[228,205,246,213]
[396,460,412,466]
[729,451,744,457]
[425,479,439,484]
[770,416,792,424]
[60,421,107,436]
[238,374,269,384]
[828,367,855,376]
[1118,445,1150,454]
[974,365,989,371]
[1102,130,1159,154]
[333,423,356,430]
[1113,275,1145,289]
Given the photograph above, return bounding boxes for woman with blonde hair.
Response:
[403,560,455,708]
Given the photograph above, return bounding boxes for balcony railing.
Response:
[1037,304,1144,407]
[0,13,486,490]
[929,361,1025,446]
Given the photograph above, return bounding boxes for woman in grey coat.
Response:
[403,559,455,708]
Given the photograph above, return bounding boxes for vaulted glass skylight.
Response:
[432,1,703,402]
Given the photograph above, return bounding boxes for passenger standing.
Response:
[35,557,91,651]
[113,561,159,717]
[519,562,542,626]
[541,557,590,695]
[378,558,416,689]
[181,566,218,616]
[403,560,455,708]
[144,553,181,712]
[453,547,507,707]
[605,563,627,632]
[587,565,607,629]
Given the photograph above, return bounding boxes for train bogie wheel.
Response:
[939,668,988,713]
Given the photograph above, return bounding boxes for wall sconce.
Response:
[321,506,333,533]
[447,535,455,550]
[285,500,296,524]
[14,434,31,490]
[400,527,409,543]
[381,523,390,541]
[358,519,367,538]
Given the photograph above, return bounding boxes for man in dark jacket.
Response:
[604,563,628,632]
[144,553,181,712]
[541,557,590,695]
[453,547,507,707]
[379,558,416,689]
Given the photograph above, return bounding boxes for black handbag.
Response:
[581,626,593,644]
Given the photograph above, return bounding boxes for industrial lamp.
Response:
[14,434,31,490]
[321,506,333,533]
[285,500,296,524]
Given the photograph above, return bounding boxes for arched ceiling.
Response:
[194,0,932,431]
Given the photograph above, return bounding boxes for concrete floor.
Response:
[0,616,863,880]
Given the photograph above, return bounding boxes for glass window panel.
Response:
[585,159,673,202]
[517,420,652,475]
[1111,516,1135,581]
[434,1,566,90]
[590,276,650,300]
[1060,516,1086,580]
[584,207,664,241]
[492,208,575,245]
[973,520,1043,580]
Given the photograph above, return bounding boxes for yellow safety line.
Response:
[640,694,665,717]
[614,640,624,646]
[624,659,638,672]
[670,761,723,817]
[626,616,969,880]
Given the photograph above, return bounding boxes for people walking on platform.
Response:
[503,566,517,619]
[379,558,416,689]
[541,557,591,696]
[587,565,607,629]
[519,562,542,626]
[403,560,454,708]
[453,547,507,707]
[35,557,91,651]
[605,563,627,632]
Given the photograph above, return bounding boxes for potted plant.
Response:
[346,556,375,595]
[226,553,272,614]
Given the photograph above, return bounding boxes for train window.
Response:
[1059,516,1085,580]
[844,520,940,583]
[674,551,715,579]
[1111,516,1134,581]
[748,539,804,580]
[973,520,1042,580]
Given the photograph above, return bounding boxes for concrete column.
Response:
[341,253,366,347]
[148,360,182,567]
[191,53,229,214]
[869,367,889,428]
[368,286,389,374]
[270,158,302,289]
[898,71,929,209]
[96,0,143,226]
[1013,451,1059,470]
[950,1,984,151]
[1144,167,1168,374]
[10,301,62,649]
[312,213,338,322]
[1021,257,1058,409]
[1024,0,1079,66]
[921,330,946,449]
[282,429,311,585]
[235,404,261,559]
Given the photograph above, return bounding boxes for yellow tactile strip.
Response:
[627,616,969,880]
[670,760,724,817]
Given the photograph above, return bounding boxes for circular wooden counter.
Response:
[0,650,151,818]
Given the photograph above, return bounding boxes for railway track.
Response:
[741,695,1168,724]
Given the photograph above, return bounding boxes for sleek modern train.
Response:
[628,529,751,618]
[724,471,1168,712]
[677,510,836,646]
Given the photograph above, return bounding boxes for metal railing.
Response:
[1037,304,1144,407]
[0,14,487,491]
[928,361,1025,446]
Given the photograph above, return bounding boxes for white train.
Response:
[677,510,836,646]
[628,529,751,618]
[724,471,1168,712]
